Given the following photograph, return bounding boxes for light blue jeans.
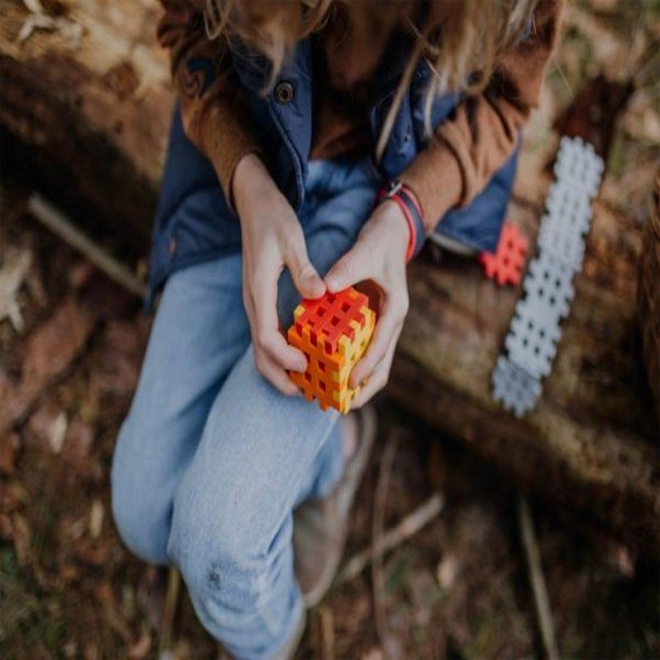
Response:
[111,157,382,659]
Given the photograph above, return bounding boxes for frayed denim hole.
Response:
[209,567,222,589]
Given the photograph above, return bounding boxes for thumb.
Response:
[324,243,371,293]
[287,240,326,300]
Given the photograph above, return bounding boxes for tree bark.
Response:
[0,0,173,252]
[1,0,658,554]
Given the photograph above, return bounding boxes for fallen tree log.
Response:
[1,0,658,555]
[0,0,172,251]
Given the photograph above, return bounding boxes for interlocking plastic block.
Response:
[491,137,605,417]
[492,355,542,418]
[554,136,605,200]
[522,251,576,320]
[506,303,563,379]
[479,222,529,286]
[544,182,592,235]
[537,214,586,270]
[287,287,376,414]
[505,251,575,378]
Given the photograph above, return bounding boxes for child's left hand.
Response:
[324,200,411,408]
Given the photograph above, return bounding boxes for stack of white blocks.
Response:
[493,137,605,417]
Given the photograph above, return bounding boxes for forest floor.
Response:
[1,0,660,658]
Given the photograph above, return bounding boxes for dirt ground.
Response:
[1,0,660,657]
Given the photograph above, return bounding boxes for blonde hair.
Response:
[204,0,538,159]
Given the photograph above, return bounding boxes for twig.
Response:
[372,433,398,655]
[549,55,574,100]
[338,492,445,584]
[159,567,180,656]
[319,605,335,660]
[518,495,560,660]
[27,193,148,300]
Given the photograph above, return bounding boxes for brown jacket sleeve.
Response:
[400,0,565,233]
[158,0,263,204]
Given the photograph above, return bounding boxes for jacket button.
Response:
[169,239,177,257]
[274,81,294,104]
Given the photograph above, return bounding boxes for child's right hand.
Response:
[232,154,326,395]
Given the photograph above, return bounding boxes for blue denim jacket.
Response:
[149,34,518,298]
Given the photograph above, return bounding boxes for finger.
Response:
[247,285,303,395]
[349,292,407,388]
[324,241,374,293]
[251,266,308,373]
[242,284,258,342]
[350,338,397,409]
[285,236,326,300]
[255,352,301,397]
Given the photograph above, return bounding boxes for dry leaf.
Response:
[127,633,152,659]
[26,399,68,454]
[0,249,32,332]
[0,433,21,476]
[89,499,104,539]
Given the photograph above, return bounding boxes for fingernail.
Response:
[310,281,325,298]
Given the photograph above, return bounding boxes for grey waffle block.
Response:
[506,304,563,379]
[492,355,542,418]
[544,182,593,235]
[554,137,605,200]
[523,251,576,320]
[505,251,575,377]
[492,136,604,416]
[537,218,586,270]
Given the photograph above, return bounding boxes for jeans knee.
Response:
[168,484,294,645]
[169,494,260,596]
[111,423,171,565]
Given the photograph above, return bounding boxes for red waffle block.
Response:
[479,222,529,287]
[287,287,376,414]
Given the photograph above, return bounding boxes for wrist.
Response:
[375,181,426,262]
[379,201,413,262]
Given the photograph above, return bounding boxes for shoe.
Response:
[293,405,377,609]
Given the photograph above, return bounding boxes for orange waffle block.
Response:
[479,222,529,287]
[287,287,376,414]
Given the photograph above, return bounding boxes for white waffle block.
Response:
[537,217,586,271]
[492,355,542,418]
[544,182,593,235]
[491,136,604,417]
[523,251,577,319]
[506,301,563,379]
[554,137,605,200]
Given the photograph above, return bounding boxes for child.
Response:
[111,0,563,657]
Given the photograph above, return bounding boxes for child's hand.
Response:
[233,154,326,395]
[324,200,410,408]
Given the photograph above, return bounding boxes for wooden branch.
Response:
[390,199,660,554]
[159,568,180,655]
[371,433,398,655]
[28,194,148,299]
[0,0,171,249]
[339,494,445,583]
[518,496,560,660]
